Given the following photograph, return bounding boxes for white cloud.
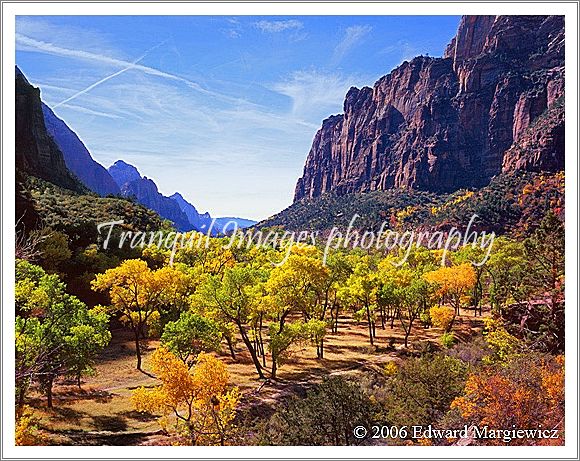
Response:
[16,17,119,57]
[59,103,123,120]
[272,70,367,120]
[382,39,426,63]
[254,19,303,33]
[332,25,372,64]
[16,33,251,106]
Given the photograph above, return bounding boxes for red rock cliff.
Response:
[294,15,564,202]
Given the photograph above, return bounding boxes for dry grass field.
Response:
[30,308,487,445]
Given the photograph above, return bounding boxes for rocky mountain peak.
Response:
[294,15,564,202]
[108,160,142,187]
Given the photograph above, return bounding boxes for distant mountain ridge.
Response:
[170,192,257,233]
[170,192,213,233]
[108,160,193,232]
[214,217,257,231]
[15,66,261,233]
[42,103,120,197]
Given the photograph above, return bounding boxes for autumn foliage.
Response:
[429,306,456,332]
[452,355,564,445]
[131,347,240,445]
[424,263,476,314]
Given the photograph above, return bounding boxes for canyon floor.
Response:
[29,308,488,446]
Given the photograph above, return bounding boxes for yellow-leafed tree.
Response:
[91,259,187,370]
[132,347,240,446]
[424,263,476,315]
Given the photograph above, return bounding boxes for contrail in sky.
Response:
[16,34,250,105]
[53,42,165,108]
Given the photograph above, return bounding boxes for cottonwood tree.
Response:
[91,259,187,371]
[132,347,240,445]
[424,263,476,315]
[194,265,267,379]
[265,245,329,373]
[16,260,111,408]
[324,252,354,334]
[161,311,222,368]
[339,256,379,346]
[398,275,430,348]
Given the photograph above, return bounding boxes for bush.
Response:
[440,332,455,348]
[260,376,376,445]
[447,336,490,366]
[420,310,432,328]
[373,354,468,429]
[430,306,456,332]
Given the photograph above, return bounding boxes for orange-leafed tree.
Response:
[91,259,187,370]
[132,347,240,445]
[452,354,564,445]
[424,263,476,315]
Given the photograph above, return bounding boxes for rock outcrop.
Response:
[16,66,85,192]
[42,103,121,197]
[294,15,564,202]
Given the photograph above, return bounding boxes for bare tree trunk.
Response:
[404,328,411,348]
[46,375,54,409]
[135,331,142,371]
[225,335,236,360]
[238,323,265,379]
[366,305,374,346]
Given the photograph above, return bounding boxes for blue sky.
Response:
[16,15,460,220]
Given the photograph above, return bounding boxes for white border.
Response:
[2,2,578,459]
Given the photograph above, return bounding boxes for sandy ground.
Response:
[28,308,487,445]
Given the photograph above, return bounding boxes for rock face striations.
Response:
[294,16,564,202]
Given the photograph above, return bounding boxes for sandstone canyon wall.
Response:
[294,15,564,202]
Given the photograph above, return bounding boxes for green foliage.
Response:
[24,176,163,235]
[486,212,564,353]
[268,321,309,366]
[258,171,564,236]
[482,319,520,364]
[261,376,376,445]
[374,354,468,429]
[258,188,443,232]
[33,229,72,274]
[439,332,456,349]
[193,265,268,378]
[15,260,111,406]
[161,311,222,367]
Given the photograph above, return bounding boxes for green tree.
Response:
[194,265,267,379]
[265,245,329,372]
[16,260,111,408]
[161,311,222,368]
[339,256,379,346]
